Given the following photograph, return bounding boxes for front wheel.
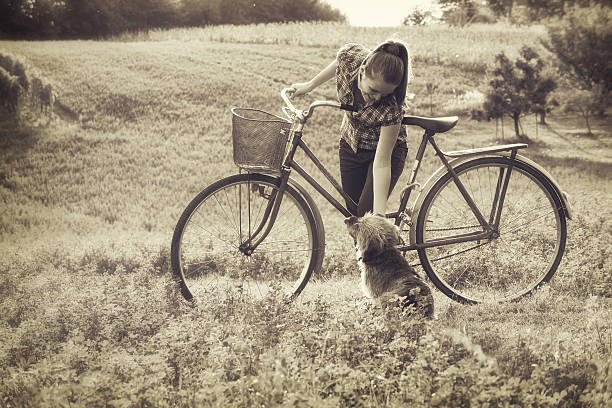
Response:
[416,157,567,304]
[171,173,324,302]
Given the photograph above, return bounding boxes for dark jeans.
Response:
[338,138,408,216]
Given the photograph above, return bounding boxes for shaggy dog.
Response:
[345,213,434,317]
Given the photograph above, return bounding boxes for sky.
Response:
[322,0,442,27]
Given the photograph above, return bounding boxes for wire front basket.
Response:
[231,107,292,172]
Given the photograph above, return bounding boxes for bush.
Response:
[0,67,23,115]
[0,52,56,122]
[0,53,30,117]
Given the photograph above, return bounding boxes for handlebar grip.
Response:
[281,87,298,113]
[282,88,344,120]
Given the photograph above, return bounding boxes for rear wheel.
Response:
[171,173,323,302]
[416,157,566,304]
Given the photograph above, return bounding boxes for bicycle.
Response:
[170,88,572,305]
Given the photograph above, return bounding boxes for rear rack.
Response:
[442,143,527,158]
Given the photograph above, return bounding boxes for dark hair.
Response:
[363,40,412,105]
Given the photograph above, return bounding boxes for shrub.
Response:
[0,67,24,115]
[0,52,29,94]
[0,52,56,122]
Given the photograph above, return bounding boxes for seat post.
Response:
[408,131,431,185]
[396,130,431,225]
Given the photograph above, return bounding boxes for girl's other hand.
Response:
[290,81,313,97]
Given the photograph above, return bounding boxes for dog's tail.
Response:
[398,280,434,318]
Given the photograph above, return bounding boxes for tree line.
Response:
[406,0,611,26]
[485,0,610,22]
[0,0,345,39]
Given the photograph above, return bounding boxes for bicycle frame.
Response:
[239,92,526,254]
[394,130,522,250]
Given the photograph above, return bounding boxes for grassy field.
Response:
[1,22,611,407]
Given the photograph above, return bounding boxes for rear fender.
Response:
[512,154,573,220]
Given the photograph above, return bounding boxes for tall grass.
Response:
[130,22,549,88]
[0,22,610,406]
[141,21,546,63]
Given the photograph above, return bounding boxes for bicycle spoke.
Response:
[217,187,241,235]
[500,208,557,236]
[427,241,490,263]
[500,203,555,228]
[256,247,313,253]
[185,218,240,250]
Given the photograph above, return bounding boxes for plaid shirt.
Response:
[336,43,407,152]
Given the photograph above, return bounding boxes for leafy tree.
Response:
[180,0,223,26]
[560,83,609,135]
[543,4,612,95]
[530,68,558,125]
[58,0,125,38]
[524,0,564,21]
[438,0,478,26]
[0,0,58,38]
[121,0,181,30]
[403,8,432,26]
[484,47,557,139]
[22,0,58,37]
[487,0,514,19]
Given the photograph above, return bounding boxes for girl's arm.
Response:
[291,59,338,96]
[372,123,401,215]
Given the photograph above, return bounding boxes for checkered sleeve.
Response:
[336,43,362,105]
[336,43,361,71]
[379,102,404,127]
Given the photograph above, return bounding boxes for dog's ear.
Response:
[344,216,358,226]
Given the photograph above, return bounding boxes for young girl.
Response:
[290,40,413,217]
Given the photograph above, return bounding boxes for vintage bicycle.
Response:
[170,88,572,304]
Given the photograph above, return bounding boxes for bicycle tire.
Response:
[171,173,323,302]
[415,156,567,304]
[288,177,326,280]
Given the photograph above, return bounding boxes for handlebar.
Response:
[281,87,347,122]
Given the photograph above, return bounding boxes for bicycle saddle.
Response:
[402,115,459,133]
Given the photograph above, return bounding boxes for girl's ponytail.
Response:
[364,39,413,105]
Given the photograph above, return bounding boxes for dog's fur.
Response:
[345,213,434,317]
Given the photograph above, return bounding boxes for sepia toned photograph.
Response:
[1,0,610,406]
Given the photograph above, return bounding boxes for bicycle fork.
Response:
[238,169,291,255]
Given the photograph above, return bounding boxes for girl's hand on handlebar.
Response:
[290,82,313,97]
